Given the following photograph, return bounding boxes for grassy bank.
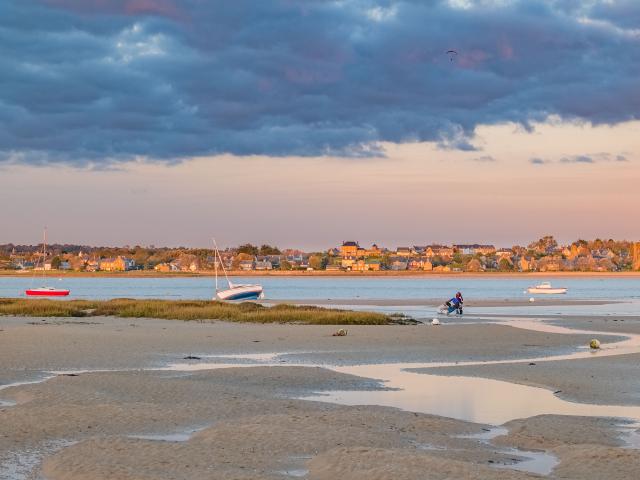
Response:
[0,298,403,325]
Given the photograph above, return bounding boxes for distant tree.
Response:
[236,244,259,255]
[308,255,323,270]
[51,256,62,269]
[380,253,392,270]
[280,259,292,271]
[232,252,253,269]
[498,258,513,271]
[258,244,281,255]
[465,258,483,272]
[528,235,558,253]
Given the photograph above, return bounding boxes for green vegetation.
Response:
[0,298,396,325]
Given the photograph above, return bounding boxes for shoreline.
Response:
[2,269,640,278]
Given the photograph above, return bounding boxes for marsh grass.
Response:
[0,298,392,325]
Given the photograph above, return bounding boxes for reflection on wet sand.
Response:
[164,318,640,426]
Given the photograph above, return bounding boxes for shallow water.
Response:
[0,440,75,480]
[620,423,640,449]
[164,319,640,426]
[302,365,640,425]
[459,427,559,475]
[2,275,640,301]
[128,426,208,442]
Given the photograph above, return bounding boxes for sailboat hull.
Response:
[216,284,264,301]
[26,288,70,297]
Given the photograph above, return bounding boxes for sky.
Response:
[1,0,639,250]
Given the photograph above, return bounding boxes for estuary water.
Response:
[1,275,639,302]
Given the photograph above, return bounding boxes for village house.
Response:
[99,256,136,271]
[350,259,366,271]
[239,259,255,271]
[454,244,496,255]
[432,265,452,272]
[365,258,382,271]
[325,264,343,272]
[12,260,35,270]
[408,257,433,271]
[351,258,382,271]
[341,257,356,269]
[154,263,179,273]
[364,244,383,257]
[254,259,273,270]
[538,256,563,272]
[257,255,281,269]
[518,256,537,272]
[85,260,100,272]
[425,245,454,259]
[340,241,359,258]
[396,247,412,257]
[592,249,616,260]
[390,257,408,270]
[285,254,309,269]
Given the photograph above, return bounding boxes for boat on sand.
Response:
[212,239,264,301]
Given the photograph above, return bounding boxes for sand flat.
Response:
[1,314,639,479]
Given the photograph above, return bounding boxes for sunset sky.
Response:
[1,0,639,249]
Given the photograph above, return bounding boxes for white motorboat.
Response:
[527,282,567,294]
[212,239,264,301]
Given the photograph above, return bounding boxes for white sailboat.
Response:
[213,239,264,301]
[25,228,70,297]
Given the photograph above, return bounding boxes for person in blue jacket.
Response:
[445,292,464,315]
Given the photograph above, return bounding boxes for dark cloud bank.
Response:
[1,0,639,165]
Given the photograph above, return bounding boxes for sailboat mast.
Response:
[42,227,47,282]
[214,240,218,293]
[212,238,232,288]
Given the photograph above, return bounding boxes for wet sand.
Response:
[1,315,639,479]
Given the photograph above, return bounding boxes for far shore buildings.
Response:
[2,238,637,273]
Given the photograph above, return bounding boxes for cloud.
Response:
[560,155,595,164]
[1,0,640,165]
[532,152,630,165]
[470,155,496,162]
[529,157,547,165]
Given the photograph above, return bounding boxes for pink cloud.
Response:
[498,38,515,60]
[457,49,489,69]
[43,0,186,21]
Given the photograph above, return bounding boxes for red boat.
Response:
[26,287,70,297]
[25,228,71,297]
